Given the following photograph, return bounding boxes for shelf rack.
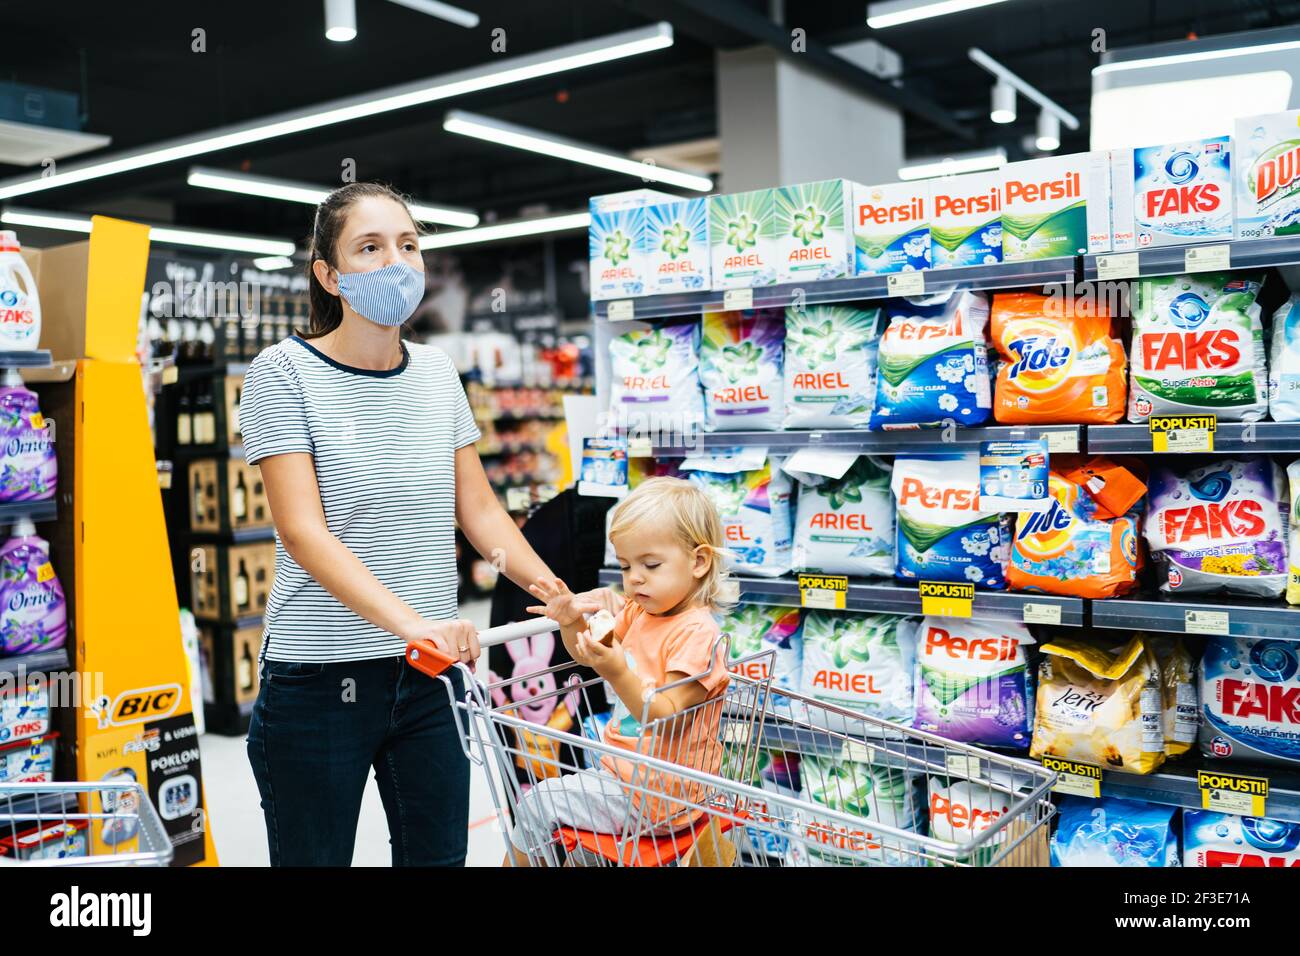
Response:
[644,424,1081,457]
[0,644,70,674]
[1082,235,1300,281]
[1091,593,1300,641]
[1088,422,1300,455]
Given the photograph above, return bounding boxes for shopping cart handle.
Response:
[405,617,561,678]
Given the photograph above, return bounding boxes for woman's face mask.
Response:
[335,261,425,327]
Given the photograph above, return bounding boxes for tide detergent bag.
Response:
[990,291,1126,424]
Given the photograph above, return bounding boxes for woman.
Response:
[240,181,562,866]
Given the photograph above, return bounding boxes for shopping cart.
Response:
[408,618,1059,868]
[0,780,174,866]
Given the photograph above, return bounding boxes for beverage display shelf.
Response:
[639,425,1081,456]
[1090,593,1300,641]
[174,361,250,382]
[1082,234,1300,281]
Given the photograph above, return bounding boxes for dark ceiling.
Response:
[5,0,1300,246]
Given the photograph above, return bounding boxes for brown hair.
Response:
[301,182,423,339]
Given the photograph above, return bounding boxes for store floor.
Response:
[199,599,506,867]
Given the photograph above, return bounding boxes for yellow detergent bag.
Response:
[1029,635,1165,774]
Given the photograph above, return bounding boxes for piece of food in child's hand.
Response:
[586,609,617,646]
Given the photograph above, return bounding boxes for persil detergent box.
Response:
[773,179,856,283]
[709,189,777,289]
[1109,148,1136,251]
[1235,110,1300,240]
[852,181,930,275]
[929,171,1002,269]
[1184,810,1300,868]
[1001,152,1110,260]
[1134,136,1232,247]
[588,190,676,301]
[643,197,711,295]
[1200,636,1300,766]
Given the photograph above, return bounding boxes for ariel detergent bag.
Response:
[1185,810,1300,868]
[783,304,885,429]
[793,755,925,867]
[719,604,802,708]
[892,454,1009,590]
[686,458,792,576]
[1145,458,1288,598]
[792,456,894,577]
[699,309,785,431]
[606,320,703,434]
[870,290,992,429]
[1199,636,1300,766]
[798,610,917,725]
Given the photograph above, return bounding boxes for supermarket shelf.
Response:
[596,570,1085,626]
[1082,235,1300,281]
[1087,422,1300,454]
[0,350,52,369]
[0,644,70,674]
[0,499,57,523]
[645,424,1082,456]
[171,443,245,460]
[189,525,275,544]
[176,361,250,381]
[1090,592,1300,641]
[1101,759,1300,824]
[0,788,78,824]
[592,258,1078,321]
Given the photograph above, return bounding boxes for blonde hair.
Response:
[608,476,733,610]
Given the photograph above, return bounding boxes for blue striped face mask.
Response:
[335,262,424,327]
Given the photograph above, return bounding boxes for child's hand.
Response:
[573,586,626,618]
[526,577,601,628]
[572,628,627,678]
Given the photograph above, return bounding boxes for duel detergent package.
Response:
[698,308,785,431]
[1234,109,1300,241]
[1185,810,1300,868]
[892,454,1009,589]
[1029,635,1166,775]
[1145,457,1288,598]
[1200,636,1300,766]
[604,319,703,433]
[783,304,885,429]
[1051,796,1179,867]
[685,457,793,576]
[798,610,917,725]
[792,456,894,578]
[1127,272,1268,422]
[870,290,992,430]
[912,617,1035,749]
[990,291,1126,424]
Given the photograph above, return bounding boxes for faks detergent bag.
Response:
[699,308,785,431]
[1199,636,1300,766]
[990,291,1126,424]
[783,304,886,429]
[869,290,992,430]
[1184,810,1300,868]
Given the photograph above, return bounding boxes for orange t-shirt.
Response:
[600,602,730,826]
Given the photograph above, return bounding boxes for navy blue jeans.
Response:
[246,655,469,866]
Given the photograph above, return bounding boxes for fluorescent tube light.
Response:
[867,0,1012,29]
[420,212,590,249]
[187,167,479,228]
[253,256,296,270]
[443,110,713,192]
[1094,39,1300,75]
[1,207,296,256]
[0,23,674,201]
[898,148,1007,181]
[386,0,478,29]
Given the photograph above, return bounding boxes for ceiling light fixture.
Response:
[867,0,1013,29]
[898,148,1007,181]
[443,110,713,192]
[1,207,297,256]
[1093,38,1300,75]
[324,0,357,42]
[253,256,297,271]
[1035,111,1061,151]
[970,48,1079,134]
[187,167,480,228]
[385,0,478,29]
[420,211,590,249]
[0,23,675,202]
[990,80,1016,124]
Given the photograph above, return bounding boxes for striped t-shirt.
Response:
[239,335,480,662]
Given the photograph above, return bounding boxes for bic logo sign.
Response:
[91,684,183,729]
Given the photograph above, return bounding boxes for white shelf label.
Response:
[723,722,751,746]
[1023,603,1062,626]
[840,740,875,763]
[723,288,753,311]
[886,272,925,297]
[505,487,532,512]
[1045,430,1079,454]
[1185,609,1230,636]
[1095,252,1139,280]
[606,299,635,321]
[945,753,980,779]
[1185,244,1231,273]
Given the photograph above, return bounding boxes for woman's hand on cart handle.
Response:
[574,586,625,618]
[402,618,480,668]
[525,577,602,628]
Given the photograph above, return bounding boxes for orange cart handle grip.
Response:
[405,617,561,678]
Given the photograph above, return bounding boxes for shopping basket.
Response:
[408,618,1059,868]
[0,780,174,866]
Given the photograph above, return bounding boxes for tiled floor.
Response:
[200,599,506,867]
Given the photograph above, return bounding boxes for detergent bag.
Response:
[607,320,703,433]
[1269,294,1300,421]
[1152,636,1199,758]
[783,304,885,429]
[686,459,793,576]
[1290,460,1300,605]
[718,604,802,708]
[1185,810,1300,868]
[793,755,925,867]
[1051,796,1179,867]
[869,290,992,429]
[699,308,785,431]
[792,456,894,577]
[1200,636,1300,766]
[798,610,917,725]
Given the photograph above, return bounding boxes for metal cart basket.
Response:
[0,780,174,866]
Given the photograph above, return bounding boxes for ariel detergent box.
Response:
[1000,152,1111,260]
[929,172,1001,269]
[588,189,677,301]
[1134,137,1232,247]
[853,181,930,275]
[710,189,777,289]
[643,197,711,295]
[1235,110,1300,240]
[773,179,856,283]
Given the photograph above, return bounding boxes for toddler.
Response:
[509,477,732,866]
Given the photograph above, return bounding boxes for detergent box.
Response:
[709,189,778,289]
[853,180,931,275]
[1134,137,1232,247]
[1235,109,1300,240]
[772,179,857,283]
[0,679,49,745]
[1001,152,1111,260]
[643,196,711,295]
[1109,148,1136,251]
[588,189,677,301]
[929,171,1002,269]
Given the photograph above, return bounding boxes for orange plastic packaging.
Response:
[991,291,1127,424]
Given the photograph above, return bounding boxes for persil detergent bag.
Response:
[699,308,785,431]
[990,291,1126,424]
[1029,635,1166,775]
[912,618,1035,749]
[783,304,885,429]
[685,459,793,576]
[792,456,894,577]
[869,290,992,430]
[1184,810,1300,868]
[1050,796,1179,867]
[892,454,1009,590]
[1269,294,1300,421]
[1145,458,1288,598]
[606,320,703,434]
[1290,460,1300,605]
[927,776,1014,860]
[1008,468,1143,599]
[718,603,802,709]
[792,755,925,867]
[1199,636,1300,766]
[1127,272,1268,422]
[798,610,917,727]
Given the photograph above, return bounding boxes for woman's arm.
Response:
[454,444,556,589]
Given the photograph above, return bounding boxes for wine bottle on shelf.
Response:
[235,558,250,610]
[165,318,183,364]
[260,299,276,352]
[176,387,193,447]
[238,640,255,693]
[192,468,205,526]
[179,317,198,365]
[198,319,216,364]
[232,469,248,522]
[194,391,216,445]
[232,385,243,439]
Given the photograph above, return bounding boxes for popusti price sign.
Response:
[918,581,974,618]
[798,573,847,610]
[1149,414,1216,453]
[1197,770,1268,816]
[1041,756,1102,798]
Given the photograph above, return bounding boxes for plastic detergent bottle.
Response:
[0,369,56,502]
[0,232,41,351]
[0,517,67,657]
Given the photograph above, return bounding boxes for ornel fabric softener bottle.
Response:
[0,517,67,657]
[0,369,56,502]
